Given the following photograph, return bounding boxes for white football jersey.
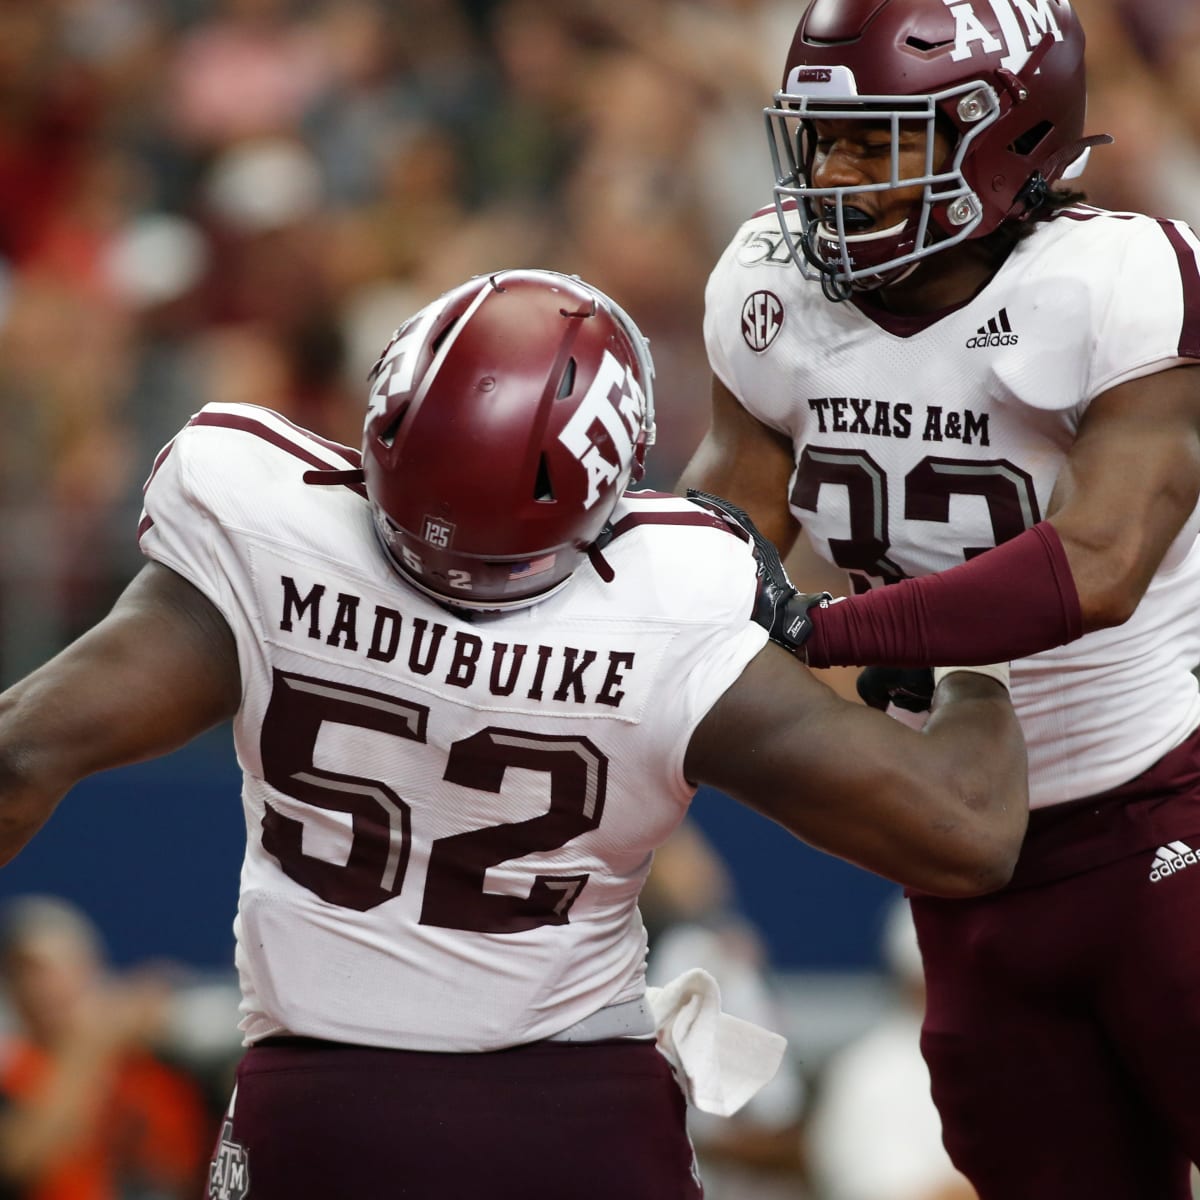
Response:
[139,403,767,1051]
[706,204,1200,808]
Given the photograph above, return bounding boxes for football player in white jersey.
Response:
[681,0,1200,1196]
[0,269,1026,1200]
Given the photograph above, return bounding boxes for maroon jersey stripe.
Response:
[605,510,741,545]
[141,437,176,495]
[137,512,154,541]
[1050,206,1135,223]
[751,197,797,221]
[267,409,360,466]
[1159,221,1200,358]
[188,411,367,496]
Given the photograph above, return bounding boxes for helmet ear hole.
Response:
[1010,120,1053,157]
[534,454,555,503]
[428,318,460,356]
[378,402,410,449]
[556,357,577,399]
[904,34,951,52]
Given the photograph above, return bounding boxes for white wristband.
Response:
[932,663,1011,692]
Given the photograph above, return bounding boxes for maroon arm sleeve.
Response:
[804,522,1084,668]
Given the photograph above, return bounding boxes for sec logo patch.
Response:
[741,291,784,352]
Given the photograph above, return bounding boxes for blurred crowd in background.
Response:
[2,0,1199,682]
[1,0,1200,1197]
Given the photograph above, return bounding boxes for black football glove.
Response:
[855,665,935,713]
[686,489,833,656]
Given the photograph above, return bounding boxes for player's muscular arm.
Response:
[677,376,801,554]
[684,647,1028,898]
[1047,364,1200,628]
[0,562,241,865]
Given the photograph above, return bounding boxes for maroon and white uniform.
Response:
[139,401,767,1055]
[707,205,1200,1197]
[706,203,1200,810]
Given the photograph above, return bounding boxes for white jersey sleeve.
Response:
[139,433,228,610]
[139,403,366,633]
[1084,213,1200,395]
[137,406,770,1053]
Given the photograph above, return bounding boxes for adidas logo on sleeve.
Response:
[1149,840,1199,882]
[965,307,1019,349]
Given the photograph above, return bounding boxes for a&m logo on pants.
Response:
[209,1118,251,1200]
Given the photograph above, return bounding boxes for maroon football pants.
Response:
[207,1036,702,1200]
[911,761,1200,1200]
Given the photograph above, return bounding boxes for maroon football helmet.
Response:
[765,0,1108,298]
[362,270,656,610]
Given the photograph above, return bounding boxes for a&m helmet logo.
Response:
[557,348,645,509]
[367,291,460,421]
[945,0,1066,72]
[742,291,784,352]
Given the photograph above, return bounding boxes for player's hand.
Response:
[856,665,935,713]
[686,489,833,656]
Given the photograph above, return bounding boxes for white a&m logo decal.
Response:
[557,349,643,509]
[945,0,1065,71]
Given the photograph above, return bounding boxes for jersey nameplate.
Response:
[248,547,671,721]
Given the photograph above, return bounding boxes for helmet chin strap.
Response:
[820,273,854,303]
[1014,135,1114,218]
[801,218,864,301]
[867,259,921,293]
[806,217,921,302]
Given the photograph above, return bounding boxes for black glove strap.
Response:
[769,589,833,656]
[686,489,832,657]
